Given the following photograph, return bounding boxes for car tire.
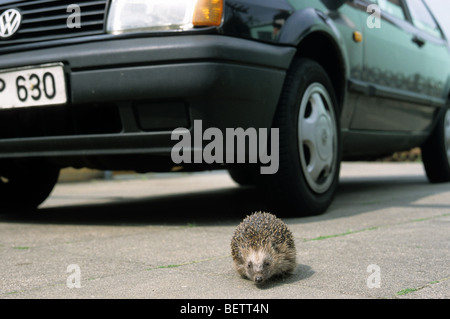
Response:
[421,107,450,183]
[0,161,60,211]
[228,164,259,186]
[260,58,341,216]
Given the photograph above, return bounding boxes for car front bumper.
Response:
[0,34,295,160]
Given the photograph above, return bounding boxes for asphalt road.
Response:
[0,162,449,299]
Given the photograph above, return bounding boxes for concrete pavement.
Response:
[0,162,448,299]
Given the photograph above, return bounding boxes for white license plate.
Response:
[0,63,67,109]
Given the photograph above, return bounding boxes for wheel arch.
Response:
[294,31,347,114]
[278,8,348,114]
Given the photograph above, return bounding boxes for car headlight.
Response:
[107,0,223,34]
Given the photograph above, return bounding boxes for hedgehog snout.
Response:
[250,263,270,284]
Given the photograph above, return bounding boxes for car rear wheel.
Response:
[421,107,450,183]
[0,160,60,211]
[261,58,341,216]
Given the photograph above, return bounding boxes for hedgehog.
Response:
[231,212,296,284]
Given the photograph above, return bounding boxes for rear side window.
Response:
[404,0,442,38]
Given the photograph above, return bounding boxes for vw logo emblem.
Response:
[0,9,22,38]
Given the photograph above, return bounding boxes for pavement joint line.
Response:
[2,280,67,297]
[391,276,450,298]
[300,212,450,242]
[0,224,195,252]
[5,213,448,252]
[1,255,232,297]
[334,188,450,208]
[146,255,230,271]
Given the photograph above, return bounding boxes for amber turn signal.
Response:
[193,0,223,27]
[353,31,363,43]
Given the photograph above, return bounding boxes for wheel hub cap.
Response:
[298,83,337,194]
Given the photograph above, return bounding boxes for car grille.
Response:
[0,0,108,47]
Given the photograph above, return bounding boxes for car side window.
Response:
[371,0,406,20]
[404,0,442,39]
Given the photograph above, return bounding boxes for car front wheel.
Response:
[261,58,341,216]
[0,160,60,211]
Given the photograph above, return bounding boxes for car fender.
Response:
[277,7,350,80]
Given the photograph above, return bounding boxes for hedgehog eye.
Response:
[247,262,252,268]
[264,262,270,267]
[271,242,280,252]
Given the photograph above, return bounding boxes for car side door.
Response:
[350,0,436,132]
[403,0,450,108]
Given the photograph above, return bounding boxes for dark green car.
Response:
[0,0,449,216]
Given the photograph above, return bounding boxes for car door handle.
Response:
[412,35,426,48]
